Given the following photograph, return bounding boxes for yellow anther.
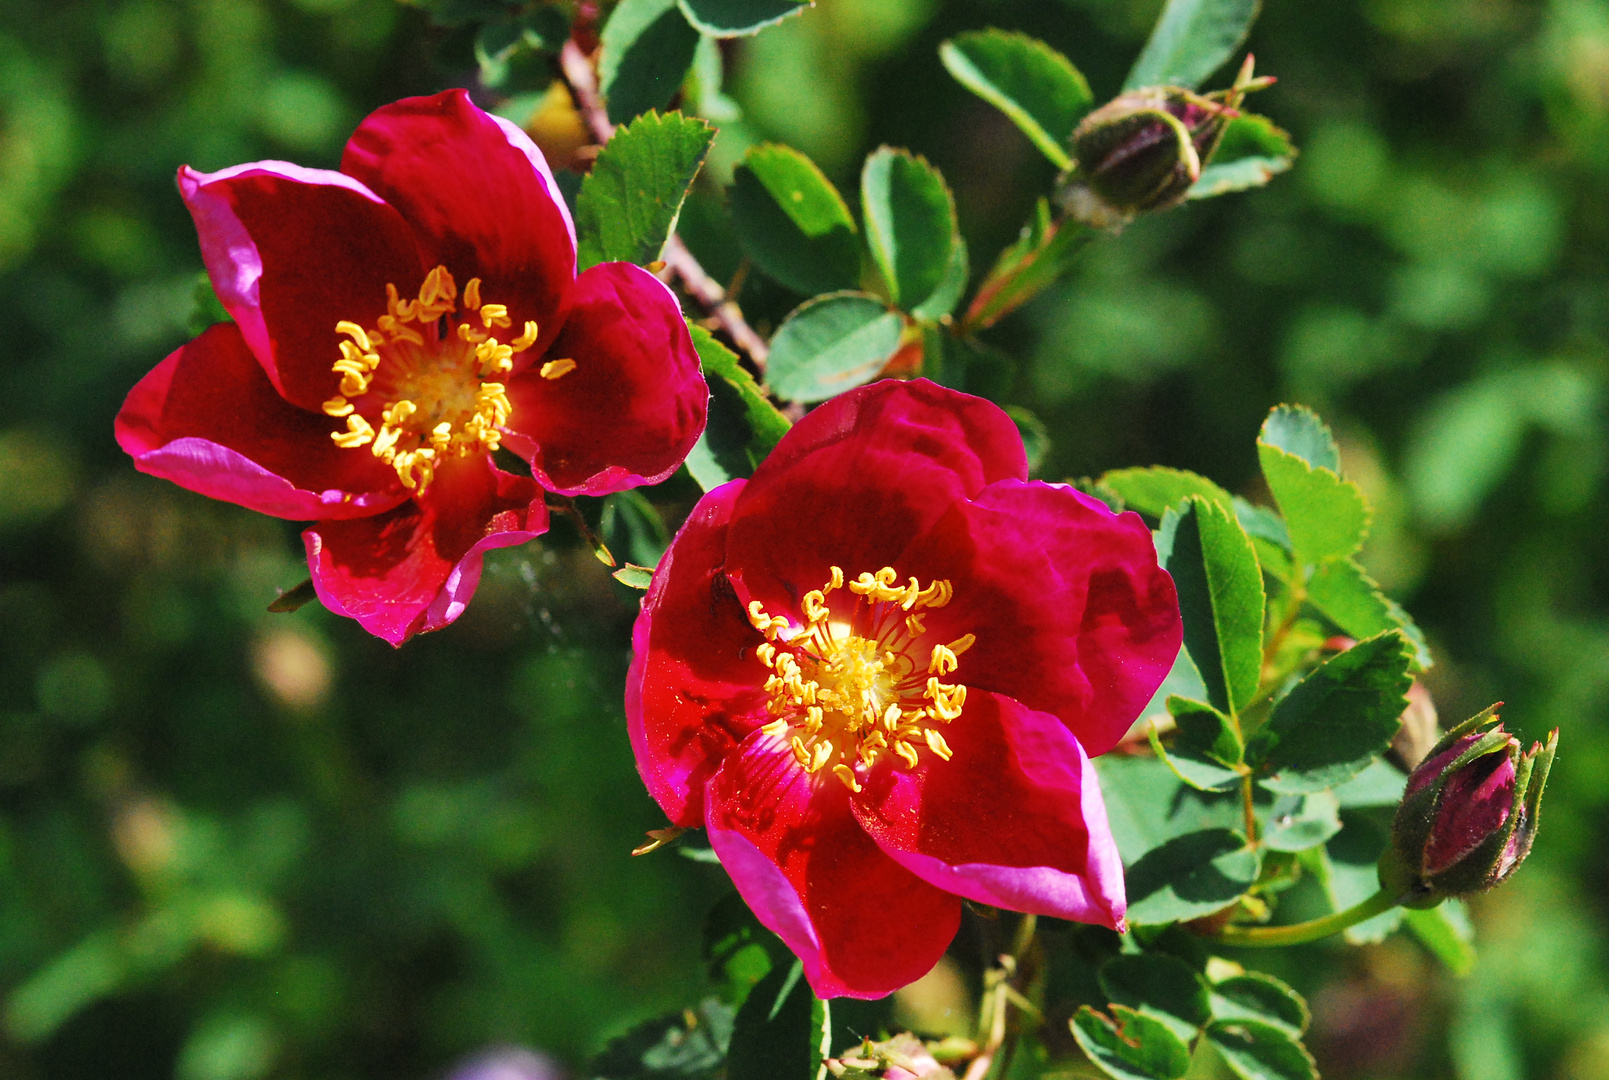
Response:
[511,321,539,351]
[948,633,976,657]
[929,645,959,676]
[756,642,777,667]
[882,703,901,730]
[322,396,353,417]
[895,741,920,769]
[371,425,401,459]
[761,718,789,738]
[331,414,375,448]
[832,764,863,793]
[924,729,953,761]
[479,303,511,328]
[541,358,576,380]
[829,566,844,590]
[906,613,926,637]
[335,321,372,351]
[802,590,828,623]
[791,736,810,768]
[811,742,834,772]
[458,323,488,344]
[463,277,482,310]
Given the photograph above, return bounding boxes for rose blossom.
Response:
[627,379,1181,998]
[116,90,706,644]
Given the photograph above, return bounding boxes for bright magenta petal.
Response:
[179,161,425,412]
[115,323,405,519]
[852,690,1127,930]
[341,89,576,355]
[705,730,961,1000]
[628,480,768,827]
[503,263,706,496]
[724,379,1028,616]
[899,480,1180,757]
[304,456,547,645]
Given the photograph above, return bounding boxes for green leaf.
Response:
[187,271,231,336]
[1189,114,1297,199]
[612,564,655,589]
[1125,0,1260,91]
[1099,954,1212,1041]
[1321,811,1405,944]
[1331,758,1407,808]
[684,323,790,490]
[704,892,789,1005]
[860,147,957,311]
[598,0,701,124]
[1206,1019,1318,1080]
[1005,406,1050,477]
[908,236,969,323]
[589,997,734,1079]
[602,490,670,568]
[267,578,318,614]
[728,144,860,296]
[1100,466,1233,520]
[678,0,809,37]
[726,960,830,1080]
[1209,973,1309,1038]
[1257,444,1370,566]
[1259,404,1339,472]
[1156,497,1265,716]
[1125,828,1261,925]
[1247,631,1413,793]
[765,292,904,403]
[1072,1005,1193,1080]
[964,201,1092,330]
[575,111,714,270]
[1306,560,1431,669]
[1095,754,1246,864]
[1261,790,1341,852]
[938,30,1092,169]
[1404,902,1476,976]
[1151,697,1243,793]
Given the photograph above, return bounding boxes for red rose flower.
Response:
[627,380,1181,999]
[116,90,707,644]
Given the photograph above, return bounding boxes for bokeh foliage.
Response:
[2,0,1609,1078]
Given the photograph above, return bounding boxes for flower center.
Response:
[321,265,576,493]
[747,566,975,792]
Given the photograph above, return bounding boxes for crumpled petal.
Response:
[304,455,547,645]
[503,263,706,496]
[897,479,1180,756]
[179,160,425,412]
[705,728,961,1000]
[628,480,769,827]
[851,690,1126,930]
[341,89,576,359]
[115,323,405,519]
[724,378,1028,618]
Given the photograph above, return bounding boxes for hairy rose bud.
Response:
[1061,87,1232,224]
[1378,705,1557,906]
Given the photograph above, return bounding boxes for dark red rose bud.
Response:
[1379,704,1557,906]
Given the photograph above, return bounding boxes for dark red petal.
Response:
[705,730,961,999]
[851,690,1126,930]
[723,379,1028,615]
[341,89,576,355]
[502,263,707,496]
[304,456,547,645]
[1424,746,1517,875]
[627,480,769,827]
[115,323,405,519]
[899,480,1181,757]
[179,161,425,412]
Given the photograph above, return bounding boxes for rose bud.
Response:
[1378,705,1557,906]
[1061,87,1232,224]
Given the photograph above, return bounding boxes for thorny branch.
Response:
[557,40,770,370]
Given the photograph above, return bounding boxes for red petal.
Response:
[899,480,1180,757]
[179,161,425,412]
[115,323,405,519]
[341,90,576,355]
[724,379,1027,616]
[851,690,1126,930]
[304,456,547,645]
[705,730,961,999]
[627,480,768,827]
[503,263,707,496]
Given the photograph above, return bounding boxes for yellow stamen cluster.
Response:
[321,265,566,493]
[747,565,975,792]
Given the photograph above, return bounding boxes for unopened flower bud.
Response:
[1378,705,1557,906]
[1062,88,1229,224]
[826,1034,956,1079]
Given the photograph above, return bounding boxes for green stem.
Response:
[1212,889,1399,947]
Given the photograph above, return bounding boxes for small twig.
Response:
[962,914,1038,1080]
[558,40,770,370]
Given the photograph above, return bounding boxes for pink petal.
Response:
[1425,745,1517,875]
[627,480,769,827]
[503,263,707,496]
[851,690,1127,930]
[705,730,961,1000]
[304,455,547,645]
[341,89,576,357]
[115,323,405,519]
[178,161,425,412]
[898,480,1180,757]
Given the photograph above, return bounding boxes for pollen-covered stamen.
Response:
[322,265,557,493]
[748,565,972,791]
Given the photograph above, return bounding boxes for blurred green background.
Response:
[2,0,1608,1077]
